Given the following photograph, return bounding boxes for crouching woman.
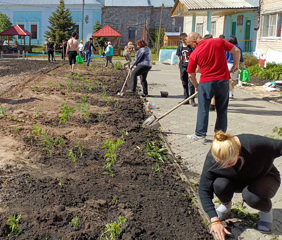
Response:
[199,131,282,240]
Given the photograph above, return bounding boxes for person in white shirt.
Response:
[78,40,84,59]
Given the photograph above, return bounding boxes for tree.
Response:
[93,20,105,47]
[44,0,76,48]
[0,12,13,44]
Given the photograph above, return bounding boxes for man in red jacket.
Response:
[186,32,241,142]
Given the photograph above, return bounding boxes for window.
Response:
[18,24,25,39]
[196,23,203,36]
[262,13,282,38]
[31,25,37,39]
[128,27,135,40]
[75,25,79,38]
[211,22,216,37]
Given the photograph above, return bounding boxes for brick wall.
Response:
[102,6,183,47]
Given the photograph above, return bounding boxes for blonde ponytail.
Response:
[211,131,240,168]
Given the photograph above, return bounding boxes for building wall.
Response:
[183,15,225,38]
[0,4,102,45]
[255,0,282,63]
[224,11,256,52]
[102,6,183,47]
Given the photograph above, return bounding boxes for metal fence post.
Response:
[26,51,28,59]
[22,50,25,59]
[18,50,20,58]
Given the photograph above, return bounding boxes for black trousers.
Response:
[47,49,54,62]
[213,167,280,212]
[131,65,152,95]
[68,51,77,65]
[179,64,195,101]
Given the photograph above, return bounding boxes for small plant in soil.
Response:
[7,214,22,236]
[49,80,55,88]
[102,138,124,177]
[68,149,77,163]
[107,99,111,105]
[114,100,119,108]
[112,195,118,205]
[35,109,40,118]
[96,81,103,85]
[230,202,259,228]
[0,105,7,118]
[76,103,90,123]
[114,62,122,70]
[81,93,87,102]
[75,141,83,157]
[99,216,127,240]
[14,125,20,134]
[70,216,81,229]
[146,140,168,163]
[59,103,74,124]
[98,109,104,119]
[88,81,94,91]
[57,177,64,187]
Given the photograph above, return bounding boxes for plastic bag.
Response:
[76,55,84,64]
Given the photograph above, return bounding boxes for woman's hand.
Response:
[210,221,231,240]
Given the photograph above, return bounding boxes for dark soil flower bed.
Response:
[0,60,212,239]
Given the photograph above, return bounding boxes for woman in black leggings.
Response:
[199,131,282,240]
[46,38,55,62]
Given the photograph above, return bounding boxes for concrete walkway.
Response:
[143,62,282,240]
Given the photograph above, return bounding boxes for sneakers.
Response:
[187,134,206,143]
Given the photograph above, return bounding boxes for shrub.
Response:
[248,63,282,81]
[243,54,258,68]
[114,61,122,70]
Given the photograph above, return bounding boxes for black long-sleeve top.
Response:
[199,134,282,219]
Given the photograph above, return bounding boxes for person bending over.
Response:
[199,131,282,240]
[126,39,152,96]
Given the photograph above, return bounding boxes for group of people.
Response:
[173,32,282,240]
[45,32,282,240]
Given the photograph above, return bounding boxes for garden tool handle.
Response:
[120,69,131,93]
[154,92,198,123]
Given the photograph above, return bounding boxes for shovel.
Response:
[117,69,131,96]
[142,92,198,129]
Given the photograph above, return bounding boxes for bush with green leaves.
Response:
[243,54,258,68]
[7,214,22,236]
[59,103,74,124]
[248,62,282,81]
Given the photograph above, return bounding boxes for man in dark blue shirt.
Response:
[84,38,97,66]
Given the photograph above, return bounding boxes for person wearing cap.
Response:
[78,40,84,60]
[123,42,136,69]
[103,41,114,68]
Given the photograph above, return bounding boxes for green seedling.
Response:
[99,216,127,240]
[98,109,104,119]
[54,137,65,150]
[49,80,55,88]
[96,81,103,85]
[68,149,77,163]
[76,103,90,123]
[101,91,107,100]
[107,99,111,105]
[88,81,94,91]
[114,100,119,108]
[71,216,80,228]
[59,103,74,124]
[146,140,168,163]
[14,126,20,135]
[35,109,40,118]
[102,138,124,177]
[81,94,87,102]
[57,177,64,187]
[154,163,160,172]
[112,195,118,204]
[75,141,83,157]
[50,70,54,76]
[231,202,259,228]
[0,105,7,118]
[7,214,22,236]
[26,175,32,181]
[88,65,93,70]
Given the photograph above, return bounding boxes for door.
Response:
[232,22,236,36]
[245,20,251,52]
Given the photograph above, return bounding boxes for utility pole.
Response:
[157,4,164,54]
[82,0,85,41]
